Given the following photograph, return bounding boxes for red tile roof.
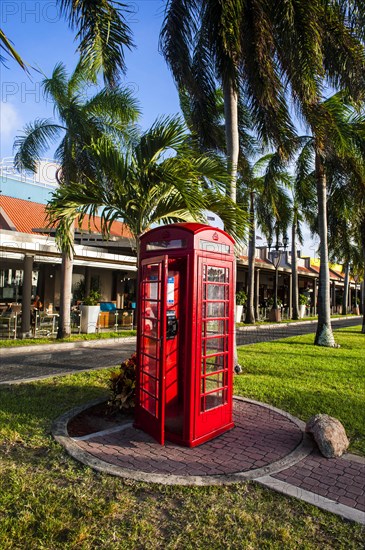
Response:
[239,255,274,267]
[329,268,344,281]
[0,195,132,238]
[297,266,316,274]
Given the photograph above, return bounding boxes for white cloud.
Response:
[0,102,22,150]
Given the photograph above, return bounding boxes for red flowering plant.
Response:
[108,353,137,412]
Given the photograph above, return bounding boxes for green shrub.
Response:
[236,290,247,305]
[299,293,309,306]
[267,296,282,307]
[83,290,101,305]
[108,353,137,411]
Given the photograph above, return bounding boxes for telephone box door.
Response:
[195,257,234,440]
[137,257,168,445]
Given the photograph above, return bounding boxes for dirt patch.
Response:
[67,401,134,437]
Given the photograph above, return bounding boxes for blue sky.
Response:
[1,1,181,157]
[0,1,319,255]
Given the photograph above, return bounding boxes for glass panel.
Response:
[205,354,225,373]
[201,358,206,375]
[144,264,161,301]
[204,320,226,335]
[205,390,225,411]
[141,373,158,397]
[200,241,230,254]
[205,373,224,392]
[142,308,159,337]
[141,355,158,378]
[207,284,226,300]
[207,266,226,282]
[203,302,225,318]
[146,239,186,250]
[141,335,159,358]
[140,390,157,416]
[205,337,226,355]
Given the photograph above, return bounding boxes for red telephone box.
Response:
[135,223,235,447]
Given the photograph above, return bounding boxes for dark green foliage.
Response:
[108,353,137,411]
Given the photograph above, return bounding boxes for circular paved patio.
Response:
[53,397,312,485]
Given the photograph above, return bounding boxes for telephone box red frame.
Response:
[134,223,235,447]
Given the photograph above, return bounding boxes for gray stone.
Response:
[306,414,349,458]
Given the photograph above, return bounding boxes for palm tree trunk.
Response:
[291,217,299,320]
[57,235,74,339]
[342,262,350,315]
[245,192,256,323]
[314,149,336,346]
[223,80,239,203]
[223,79,241,369]
[361,219,365,333]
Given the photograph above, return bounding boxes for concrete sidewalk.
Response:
[53,397,365,525]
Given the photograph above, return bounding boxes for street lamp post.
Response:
[269,235,288,322]
[353,273,360,314]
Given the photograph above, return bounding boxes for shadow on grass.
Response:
[0,378,110,424]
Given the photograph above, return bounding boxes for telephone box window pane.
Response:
[205,354,225,373]
[141,335,159,358]
[140,390,157,417]
[146,239,186,250]
[200,241,230,254]
[205,373,223,392]
[204,302,225,318]
[141,355,158,378]
[207,266,226,282]
[207,284,226,300]
[205,337,226,355]
[205,390,224,411]
[142,304,159,337]
[141,373,158,397]
[143,280,159,301]
[203,320,225,335]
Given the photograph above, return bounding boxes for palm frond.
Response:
[0,28,28,71]
[14,120,63,172]
[59,0,134,86]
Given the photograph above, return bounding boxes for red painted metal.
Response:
[135,223,235,447]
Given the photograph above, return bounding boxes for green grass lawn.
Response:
[236,313,360,327]
[235,326,365,456]
[0,327,364,548]
[0,329,136,348]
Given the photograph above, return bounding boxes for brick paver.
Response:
[74,399,303,476]
[58,396,365,523]
[272,448,365,512]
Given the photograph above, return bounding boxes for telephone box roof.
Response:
[141,223,235,244]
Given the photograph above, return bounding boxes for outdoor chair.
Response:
[34,312,58,337]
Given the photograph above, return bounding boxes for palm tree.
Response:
[293,94,365,344]
[325,147,365,318]
[291,138,318,320]
[161,1,365,347]
[46,116,246,261]
[1,0,133,85]
[14,62,140,337]
[160,0,295,205]
[237,153,291,323]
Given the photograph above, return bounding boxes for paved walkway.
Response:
[53,397,365,525]
[0,316,361,384]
